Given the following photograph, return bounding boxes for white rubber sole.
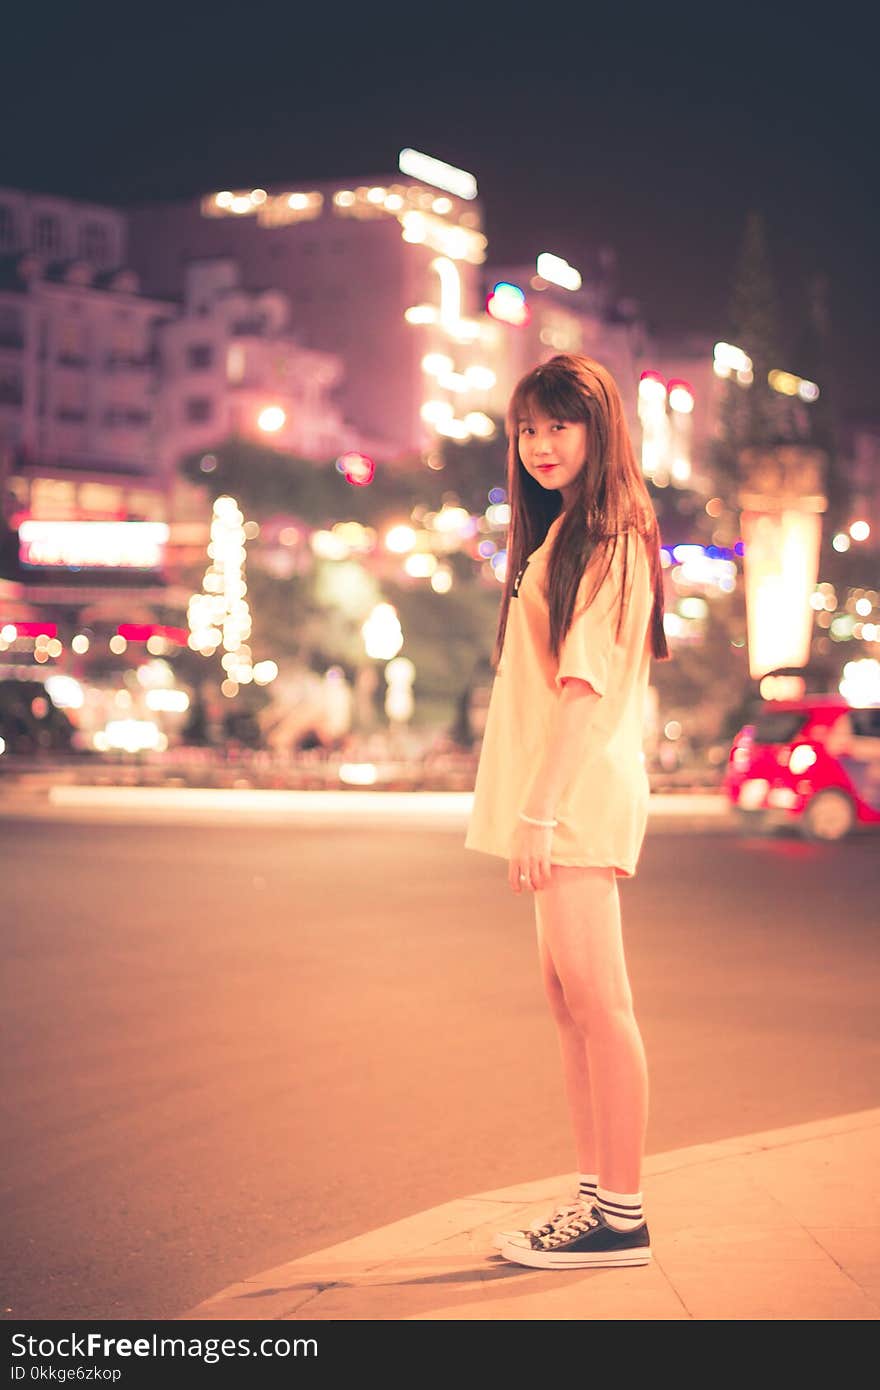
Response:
[492,1229,528,1250]
[500,1241,652,1269]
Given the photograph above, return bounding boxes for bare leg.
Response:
[536,864,648,1194]
[534,901,598,1175]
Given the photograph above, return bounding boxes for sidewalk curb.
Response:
[179,1108,880,1322]
[0,785,734,829]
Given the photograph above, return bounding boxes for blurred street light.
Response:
[362,603,403,660]
[257,406,286,432]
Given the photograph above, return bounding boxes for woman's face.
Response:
[516,406,588,509]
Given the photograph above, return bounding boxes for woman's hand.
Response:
[508,817,554,894]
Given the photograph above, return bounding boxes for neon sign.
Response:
[397,149,478,200]
[19,521,168,570]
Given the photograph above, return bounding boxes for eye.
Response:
[519,426,534,436]
[551,423,567,431]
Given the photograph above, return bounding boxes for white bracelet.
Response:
[519,812,558,827]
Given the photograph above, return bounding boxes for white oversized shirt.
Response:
[464,515,654,877]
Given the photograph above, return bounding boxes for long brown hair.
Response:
[491,354,670,670]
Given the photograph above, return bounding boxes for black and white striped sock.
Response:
[578,1173,599,1208]
[597,1185,644,1232]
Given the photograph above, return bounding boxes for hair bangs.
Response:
[508,364,591,433]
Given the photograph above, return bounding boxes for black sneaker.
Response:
[500,1206,651,1269]
[491,1199,592,1252]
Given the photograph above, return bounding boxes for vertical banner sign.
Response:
[738,447,827,680]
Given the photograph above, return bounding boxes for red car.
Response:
[723,696,880,841]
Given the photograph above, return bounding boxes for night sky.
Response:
[2,5,876,418]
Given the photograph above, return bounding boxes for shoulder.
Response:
[616,526,656,574]
[575,529,651,609]
[621,529,655,595]
[587,527,651,577]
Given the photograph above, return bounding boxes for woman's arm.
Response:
[507,677,601,894]
[521,677,602,821]
[524,533,647,818]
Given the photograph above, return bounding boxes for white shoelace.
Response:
[536,1207,600,1249]
[528,1198,594,1237]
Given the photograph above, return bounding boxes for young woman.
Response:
[464,354,670,1270]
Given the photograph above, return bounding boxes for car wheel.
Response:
[801,789,855,842]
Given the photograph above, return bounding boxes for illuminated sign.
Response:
[397,149,478,200]
[667,380,695,414]
[638,370,667,402]
[0,621,57,638]
[638,371,669,478]
[738,446,826,679]
[19,521,169,570]
[486,282,530,327]
[117,624,188,644]
[741,509,822,678]
[536,252,582,291]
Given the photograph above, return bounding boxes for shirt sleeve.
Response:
[554,533,641,696]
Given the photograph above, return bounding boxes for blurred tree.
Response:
[179,432,508,529]
[791,272,850,548]
[651,580,754,751]
[712,211,792,506]
[382,555,503,731]
[175,432,510,734]
[430,425,508,511]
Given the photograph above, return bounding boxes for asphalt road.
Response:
[2,811,878,1320]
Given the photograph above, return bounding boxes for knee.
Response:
[543,973,575,1026]
[565,992,636,1040]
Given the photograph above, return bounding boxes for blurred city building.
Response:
[0,188,347,754]
[125,173,493,462]
[0,189,181,707]
[156,256,348,470]
[0,187,347,599]
[0,187,125,268]
[0,190,171,522]
[125,176,670,471]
